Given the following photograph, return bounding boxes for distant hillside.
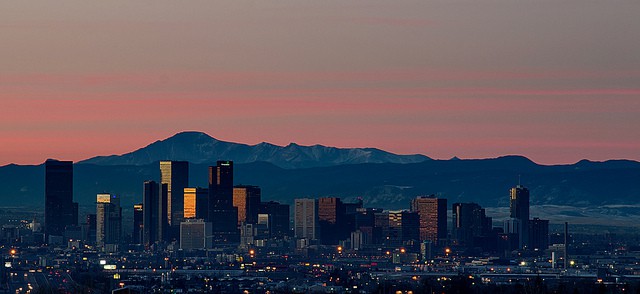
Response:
[2,156,640,214]
[80,131,430,168]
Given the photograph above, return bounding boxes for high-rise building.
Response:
[260,201,290,238]
[233,185,261,225]
[143,181,168,246]
[96,193,122,250]
[411,195,447,245]
[452,203,492,247]
[528,217,549,251]
[294,199,319,240]
[85,214,97,245]
[208,161,239,244]
[133,203,143,245]
[318,197,345,245]
[160,161,189,234]
[44,159,78,241]
[374,211,390,245]
[180,219,212,250]
[510,185,530,248]
[388,210,420,246]
[184,187,209,220]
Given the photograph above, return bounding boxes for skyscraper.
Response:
[452,203,492,247]
[411,195,447,245]
[184,187,209,220]
[510,185,530,248]
[318,197,346,245]
[208,161,239,244]
[44,159,78,241]
[260,201,290,238]
[180,219,212,250]
[160,160,189,236]
[388,210,420,246]
[143,181,168,246]
[96,193,122,250]
[528,217,549,251]
[233,185,261,225]
[133,203,143,245]
[294,198,319,240]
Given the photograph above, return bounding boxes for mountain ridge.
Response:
[2,157,640,212]
[79,131,431,168]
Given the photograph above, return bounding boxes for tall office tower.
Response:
[44,159,78,241]
[260,201,290,238]
[85,214,97,245]
[452,203,492,247]
[180,219,212,250]
[411,195,447,245]
[318,197,346,245]
[208,161,239,244]
[96,194,122,249]
[374,211,390,245]
[510,185,530,248]
[353,208,382,246]
[528,217,549,251]
[143,181,168,246]
[233,185,262,225]
[294,199,319,240]
[133,203,143,245]
[184,187,209,220]
[388,210,420,246]
[160,161,189,233]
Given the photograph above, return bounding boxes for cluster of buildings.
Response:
[2,159,635,293]
[40,159,556,261]
[292,186,554,261]
[42,159,290,254]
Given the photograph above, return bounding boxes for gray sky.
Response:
[1,0,639,165]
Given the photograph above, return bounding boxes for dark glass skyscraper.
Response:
[208,161,239,244]
[133,203,143,245]
[318,197,345,245]
[528,217,549,251]
[260,201,290,238]
[143,181,168,247]
[44,159,78,241]
[452,202,492,247]
[510,185,530,248]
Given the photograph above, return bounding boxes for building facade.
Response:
[143,181,168,246]
[160,160,189,237]
[44,159,78,241]
[411,196,447,245]
[233,185,261,225]
[184,187,209,220]
[294,199,319,241]
[96,193,122,250]
[208,161,239,244]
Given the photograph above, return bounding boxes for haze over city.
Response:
[2,0,639,166]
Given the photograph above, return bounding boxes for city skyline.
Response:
[1,0,639,166]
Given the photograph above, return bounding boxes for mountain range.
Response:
[1,131,640,222]
[80,131,430,168]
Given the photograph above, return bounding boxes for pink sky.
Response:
[1,1,639,165]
